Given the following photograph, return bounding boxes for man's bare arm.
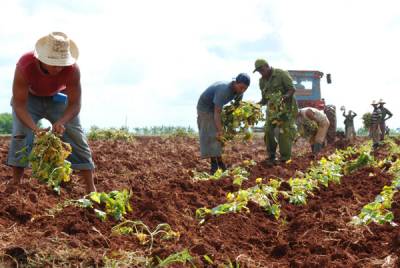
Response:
[12,67,40,132]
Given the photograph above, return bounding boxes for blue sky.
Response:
[1,0,400,130]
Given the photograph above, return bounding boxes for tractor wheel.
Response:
[324,105,336,144]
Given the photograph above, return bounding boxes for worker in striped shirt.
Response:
[370,100,382,149]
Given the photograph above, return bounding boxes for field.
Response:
[1,135,400,267]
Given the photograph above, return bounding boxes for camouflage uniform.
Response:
[259,68,298,161]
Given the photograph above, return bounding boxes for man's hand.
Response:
[33,127,50,136]
[216,130,224,140]
[216,130,226,145]
[52,121,66,135]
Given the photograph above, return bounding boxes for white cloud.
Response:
[0,0,399,131]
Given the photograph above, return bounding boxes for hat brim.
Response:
[34,35,79,66]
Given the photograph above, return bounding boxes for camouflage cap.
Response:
[253,59,268,73]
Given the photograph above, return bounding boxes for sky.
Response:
[1,0,400,131]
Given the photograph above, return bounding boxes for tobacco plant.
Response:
[22,131,72,194]
[77,189,132,221]
[221,101,264,142]
[112,220,180,250]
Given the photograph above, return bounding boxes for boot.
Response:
[266,154,276,166]
[314,143,322,153]
[217,158,227,171]
[210,158,219,174]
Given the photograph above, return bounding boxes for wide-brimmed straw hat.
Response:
[378,99,386,104]
[371,100,378,105]
[34,32,79,66]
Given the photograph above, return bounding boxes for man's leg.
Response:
[371,123,380,148]
[380,122,386,140]
[47,102,96,193]
[7,96,42,184]
[264,122,277,161]
[198,111,223,174]
[79,170,96,193]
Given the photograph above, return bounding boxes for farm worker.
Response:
[7,32,96,193]
[254,58,298,165]
[297,107,330,154]
[342,108,357,142]
[378,99,392,141]
[370,100,382,149]
[197,73,250,174]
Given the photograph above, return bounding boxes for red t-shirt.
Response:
[16,52,79,96]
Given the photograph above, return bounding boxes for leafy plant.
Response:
[196,179,283,223]
[87,126,135,141]
[77,190,132,221]
[297,118,318,139]
[112,220,180,250]
[343,150,374,175]
[362,112,372,129]
[155,249,194,267]
[307,155,344,187]
[221,101,264,142]
[23,131,72,194]
[351,186,397,226]
[192,168,229,181]
[287,177,317,205]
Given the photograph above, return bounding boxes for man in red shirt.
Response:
[7,32,96,193]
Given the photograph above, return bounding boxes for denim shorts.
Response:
[7,94,95,170]
[197,110,222,158]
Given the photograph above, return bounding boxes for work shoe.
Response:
[218,161,227,171]
[210,159,219,174]
[314,143,323,153]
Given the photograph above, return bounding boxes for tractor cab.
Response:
[288,70,336,143]
[288,70,329,110]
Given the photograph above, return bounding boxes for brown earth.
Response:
[0,135,400,267]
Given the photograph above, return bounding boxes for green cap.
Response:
[253,59,268,73]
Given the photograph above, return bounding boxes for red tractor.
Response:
[288,70,336,143]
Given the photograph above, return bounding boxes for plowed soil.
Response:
[1,135,400,267]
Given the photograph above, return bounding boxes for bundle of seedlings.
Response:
[221,101,264,143]
[26,131,72,194]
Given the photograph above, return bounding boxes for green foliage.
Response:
[78,190,132,221]
[221,101,264,142]
[266,91,291,126]
[112,220,180,250]
[287,177,317,205]
[156,249,194,267]
[362,112,372,129]
[343,150,374,175]
[0,113,12,134]
[351,186,396,226]
[196,178,283,223]
[132,126,196,137]
[87,126,135,141]
[352,142,400,226]
[298,118,318,139]
[25,131,72,194]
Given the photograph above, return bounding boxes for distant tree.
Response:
[357,127,369,137]
[0,113,12,134]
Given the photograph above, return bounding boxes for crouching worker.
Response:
[7,32,96,193]
[197,73,250,174]
[297,107,330,154]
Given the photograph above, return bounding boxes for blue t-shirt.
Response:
[197,81,242,113]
